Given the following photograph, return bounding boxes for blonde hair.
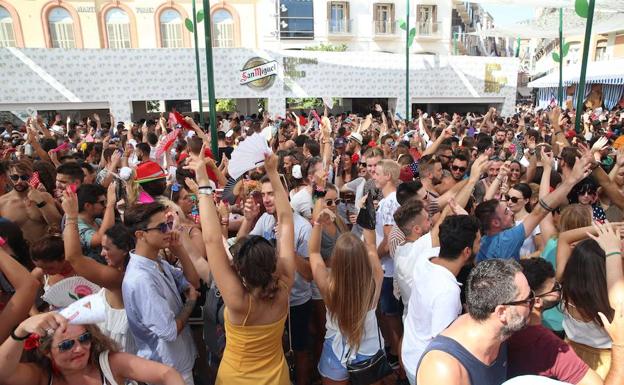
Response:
[377,159,401,186]
[558,204,592,232]
[326,233,376,352]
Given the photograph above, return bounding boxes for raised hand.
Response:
[587,221,622,254]
[264,152,279,175]
[18,312,68,337]
[61,189,79,217]
[183,144,210,186]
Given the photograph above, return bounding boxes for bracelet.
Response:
[10,327,30,341]
[197,185,212,189]
[605,251,622,258]
[312,221,321,226]
[538,198,555,212]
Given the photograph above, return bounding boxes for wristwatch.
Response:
[198,186,214,196]
[36,201,47,208]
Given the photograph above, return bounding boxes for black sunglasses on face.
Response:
[451,165,467,173]
[9,174,29,182]
[56,331,92,352]
[503,195,521,204]
[143,221,174,233]
[325,198,341,206]
[502,290,536,310]
[536,282,562,298]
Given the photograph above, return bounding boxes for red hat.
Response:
[136,161,166,184]
[565,129,576,139]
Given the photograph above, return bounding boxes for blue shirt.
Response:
[122,252,197,374]
[250,212,312,306]
[477,223,526,263]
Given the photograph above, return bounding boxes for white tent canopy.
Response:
[460,0,624,12]
[528,59,624,87]
[468,8,623,38]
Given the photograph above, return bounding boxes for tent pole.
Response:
[558,8,563,107]
[574,0,595,133]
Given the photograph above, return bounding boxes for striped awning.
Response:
[528,59,624,88]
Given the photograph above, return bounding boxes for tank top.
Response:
[563,309,612,349]
[417,335,508,385]
[95,288,135,354]
[325,309,382,365]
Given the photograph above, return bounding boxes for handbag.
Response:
[345,328,393,385]
[285,298,296,381]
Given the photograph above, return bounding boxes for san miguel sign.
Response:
[240,57,278,90]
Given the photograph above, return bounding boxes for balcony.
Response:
[373,20,398,36]
[327,18,353,37]
[415,21,442,39]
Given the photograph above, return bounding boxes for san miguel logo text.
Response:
[240,58,278,89]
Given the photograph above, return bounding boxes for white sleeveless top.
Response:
[95,288,136,353]
[563,310,611,349]
[325,308,382,365]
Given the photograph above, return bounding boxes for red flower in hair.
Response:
[24,333,40,351]
[351,153,360,164]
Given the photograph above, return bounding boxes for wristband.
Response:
[605,251,622,258]
[612,343,624,348]
[0,236,5,247]
[36,201,47,208]
[538,198,555,212]
[10,327,30,341]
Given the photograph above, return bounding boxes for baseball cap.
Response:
[334,137,346,148]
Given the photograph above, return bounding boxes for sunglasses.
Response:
[502,290,536,310]
[95,200,107,206]
[56,331,92,352]
[143,221,174,233]
[503,195,522,204]
[325,198,341,206]
[451,165,467,173]
[578,187,596,196]
[536,282,562,298]
[9,174,29,182]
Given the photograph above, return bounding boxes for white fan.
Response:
[228,133,271,180]
[42,276,101,308]
[59,293,106,325]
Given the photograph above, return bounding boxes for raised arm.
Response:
[109,352,185,385]
[186,147,246,310]
[62,191,124,290]
[309,199,331,298]
[422,127,453,157]
[362,227,383,299]
[587,222,624,307]
[0,246,39,342]
[523,154,591,239]
[266,153,296,287]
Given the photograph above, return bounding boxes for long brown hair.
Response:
[326,233,376,352]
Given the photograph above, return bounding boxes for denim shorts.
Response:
[318,337,375,381]
[379,277,403,316]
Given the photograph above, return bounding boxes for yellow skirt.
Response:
[566,339,611,379]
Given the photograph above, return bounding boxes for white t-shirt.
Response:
[401,255,462,378]
[516,219,540,257]
[290,188,313,220]
[393,232,439,316]
[375,191,401,278]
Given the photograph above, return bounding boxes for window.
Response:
[566,42,580,65]
[328,2,349,33]
[595,38,608,61]
[48,7,75,48]
[374,3,395,34]
[0,6,15,47]
[416,5,437,36]
[279,0,314,40]
[105,8,131,49]
[212,9,234,47]
[160,9,183,48]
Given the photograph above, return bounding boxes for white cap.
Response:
[348,132,363,145]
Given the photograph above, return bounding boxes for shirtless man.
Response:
[0,160,61,243]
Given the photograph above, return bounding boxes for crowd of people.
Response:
[0,102,623,385]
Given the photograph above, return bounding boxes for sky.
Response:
[481,5,536,26]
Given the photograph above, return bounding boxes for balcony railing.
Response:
[415,21,442,37]
[327,18,353,35]
[373,20,397,35]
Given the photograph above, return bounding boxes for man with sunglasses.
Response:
[417,259,532,385]
[0,160,61,244]
[450,155,469,183]
[506,257,624,385]
[122,202,201,385]
[75,183,117,264]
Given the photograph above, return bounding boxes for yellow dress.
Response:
[216,296,290,385]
